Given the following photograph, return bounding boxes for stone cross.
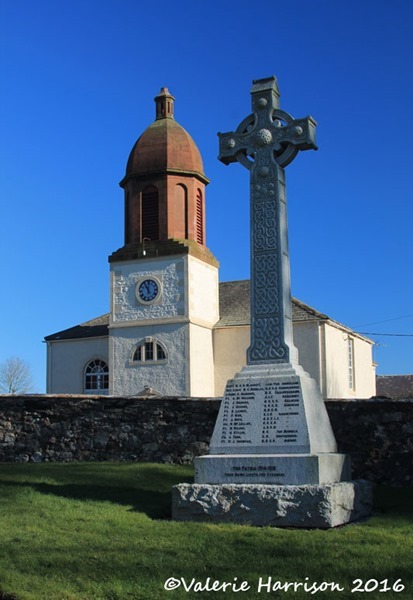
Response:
[218,76,317,365]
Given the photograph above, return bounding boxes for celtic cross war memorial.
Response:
[173,77,372,527]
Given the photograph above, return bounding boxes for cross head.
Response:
[218,76,317,172]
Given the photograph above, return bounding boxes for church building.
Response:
[45,88,376,399]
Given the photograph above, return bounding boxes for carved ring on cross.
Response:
[232,108,304,170]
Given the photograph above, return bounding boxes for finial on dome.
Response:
[155,87,175,120]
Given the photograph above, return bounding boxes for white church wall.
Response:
[109,322,188,396]
[111,256,185,323]
[213,326,250,396]
[352,335,376,398]
[46,337,109,394]
[323,323,376,399]
[188,323,215,396]
[292,321,322,391]
[187,255,219,326]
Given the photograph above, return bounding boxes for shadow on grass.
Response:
[4,480,174,519]
[373,485,413,521]
[2,463,412,523]
[0,463,194,520]
[0,592,18,600]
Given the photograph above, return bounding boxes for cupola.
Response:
[119,87,209,247]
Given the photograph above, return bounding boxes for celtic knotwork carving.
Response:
[255,254,277,281]
[255,269,277,290]
[254,288,278,316]
[254,200,277,251]
[254,253,279,315]
[250,317,286,361]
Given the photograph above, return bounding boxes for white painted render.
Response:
[323,323,376,399]
[110,256,185,323]
[46,337,109,394]
[213,326,249,396]
[187,255,219,326]
[292,321,322,391]
[189,323,215,396]
[109,322,188,396]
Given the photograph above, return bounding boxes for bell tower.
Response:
[109,88,219,398]
[119,87,209,248]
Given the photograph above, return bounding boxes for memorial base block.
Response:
[172,480,373,528]
[195,453,351,485]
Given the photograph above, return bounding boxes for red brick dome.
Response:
[124,88,207,183]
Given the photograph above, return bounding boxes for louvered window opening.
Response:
[196,191,203,244]
[142,189,159,241]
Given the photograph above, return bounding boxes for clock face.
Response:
[138,279,159,303]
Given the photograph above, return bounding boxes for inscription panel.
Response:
[210,377,310,454]
[194,453,348,485]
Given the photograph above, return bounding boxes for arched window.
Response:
[175,184,188,239]
[196,189,203,244]
[142,185,159,241]
[84,359,109,394]
[132,339,167,363]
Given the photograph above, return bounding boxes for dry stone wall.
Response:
[0,395,411,487]
[326,399,412,487]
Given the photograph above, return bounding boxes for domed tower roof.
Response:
[114,87,214,258]
[122,88,208,185]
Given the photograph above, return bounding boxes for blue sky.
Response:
[1,0,412,392]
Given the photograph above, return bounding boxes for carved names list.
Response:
[220,380,301,448]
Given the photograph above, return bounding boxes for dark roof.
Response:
[216,280,328,327]
[44,314,110,342]
[376,375,413,398]
[44,280,335,342]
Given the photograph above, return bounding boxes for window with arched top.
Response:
[196,189,203,244]
[132,338,167,363]
[175,184,188,239]
[142,185,159,241]
[84,359,109,394]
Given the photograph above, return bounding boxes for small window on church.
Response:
[156,343,166,360]
[84,359,109,394]
[132,339,167,363]
[145,341,154,361]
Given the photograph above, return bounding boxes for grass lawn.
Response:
[0,463,411,600]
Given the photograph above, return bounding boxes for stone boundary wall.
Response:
[0,395,411,487]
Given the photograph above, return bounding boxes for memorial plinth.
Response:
[195,363,350,486]
[172,77,372,527]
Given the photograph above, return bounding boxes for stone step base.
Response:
[172,480,373,528]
